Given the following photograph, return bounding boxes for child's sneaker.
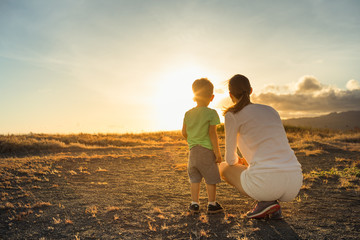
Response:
[246,201,280,219]
[189,203,200,213]
[269,208,283,220]
[207,202,224,214]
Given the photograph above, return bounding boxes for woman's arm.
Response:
[209,125,222,163]
[225,113,238,165]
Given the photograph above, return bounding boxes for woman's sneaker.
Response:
[269,208,283,220]
[207,202,224,214]
[189,203,200,213]
[246,201,280,219]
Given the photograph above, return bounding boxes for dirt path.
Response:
[1,134,359,239]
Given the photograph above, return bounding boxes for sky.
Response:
[0,0,359,134]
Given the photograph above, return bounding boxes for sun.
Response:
[152,64,217,131]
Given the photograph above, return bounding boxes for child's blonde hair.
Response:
[192,78,214,103]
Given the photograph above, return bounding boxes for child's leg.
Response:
[206,183,224,213]
[191,182,201,203]
[206,184,216,203]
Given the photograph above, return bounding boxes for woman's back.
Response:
[225,103,301,173]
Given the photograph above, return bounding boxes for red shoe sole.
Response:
[247,204,280,219]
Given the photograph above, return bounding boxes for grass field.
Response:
[0,126,359,239]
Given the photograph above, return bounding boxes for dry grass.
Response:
[1,127,357,158]
[64,218,73,225]
[32,201,52,209]
[301,149,326,156]
[303,164,360,190]
[0,131,186,156]
[0,127,359,239]
[282,126,360,157]
[148,221,157,231]
[85,205,98,217]
[174,163,187,171]
[95,167,108,172]
[153,207,163,214]
[106,206,120,212]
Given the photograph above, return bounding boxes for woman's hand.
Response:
[238,157,248,166]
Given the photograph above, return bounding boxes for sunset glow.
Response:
[153,63,220,131]
[0,0,359,134]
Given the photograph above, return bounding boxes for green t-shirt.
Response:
[183,106,220,150]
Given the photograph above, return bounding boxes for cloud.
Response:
[216,76,360,118]
[346,79,360,90]
[295,75,322,93]
[250,76,360,118]
[262,84,291,93]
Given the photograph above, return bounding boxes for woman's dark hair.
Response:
[223,74,252,115]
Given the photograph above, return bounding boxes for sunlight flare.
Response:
[153,64,218,131]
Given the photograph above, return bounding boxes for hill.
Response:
[282,111,360,130]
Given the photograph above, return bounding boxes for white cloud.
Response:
[346,79,360,90]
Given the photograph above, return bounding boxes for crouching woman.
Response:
[219,74,303,219]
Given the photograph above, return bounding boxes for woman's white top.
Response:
[225,104,302,173]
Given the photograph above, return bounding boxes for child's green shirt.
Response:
[183,106,220,150]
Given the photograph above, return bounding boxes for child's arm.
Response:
[182,123,187,139]
[209,125,222,163]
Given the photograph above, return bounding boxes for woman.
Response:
[219,74,303,219]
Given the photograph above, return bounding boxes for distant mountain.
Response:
[282,111,360,130]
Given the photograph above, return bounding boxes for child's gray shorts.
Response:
[188,145,221,184]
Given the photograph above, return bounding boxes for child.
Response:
[182,78,223,214]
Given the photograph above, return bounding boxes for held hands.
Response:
[238,156,248,166]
